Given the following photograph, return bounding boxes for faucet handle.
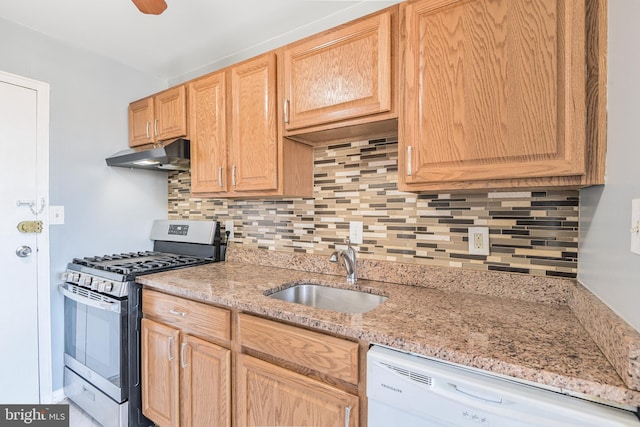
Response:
[345,238,352,247]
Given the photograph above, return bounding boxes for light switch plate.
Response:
[49,205,65,225]
[631,199,640,255]
[349,221,363,244]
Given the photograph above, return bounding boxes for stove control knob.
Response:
[104,282,114,293]
[71,273,80,283]
[96,280,105,292]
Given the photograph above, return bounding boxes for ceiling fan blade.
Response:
[131,0,167,15]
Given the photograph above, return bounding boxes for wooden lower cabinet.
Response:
[141,318,180,427]
[141,318,231,427]
[235,354,359,427]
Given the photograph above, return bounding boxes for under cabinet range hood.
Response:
[105,138,190,171]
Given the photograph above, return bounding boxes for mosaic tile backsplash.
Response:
[169,138,579,278]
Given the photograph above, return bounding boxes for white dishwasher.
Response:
[367,345,640,427]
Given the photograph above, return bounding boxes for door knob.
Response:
[16,245,32,258]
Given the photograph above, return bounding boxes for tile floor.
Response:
[62,399,102,427]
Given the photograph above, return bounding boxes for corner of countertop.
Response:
[570,280,640,392]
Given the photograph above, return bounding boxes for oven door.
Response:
[60,283,128,403]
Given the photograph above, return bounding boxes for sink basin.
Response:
[267,283,387,314]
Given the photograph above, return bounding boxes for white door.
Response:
[0,71,51,403]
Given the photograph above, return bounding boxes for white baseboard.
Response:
[51,388,66,404]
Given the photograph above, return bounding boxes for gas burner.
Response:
[72,251,210,275]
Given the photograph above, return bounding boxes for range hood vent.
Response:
[105,138,190,171]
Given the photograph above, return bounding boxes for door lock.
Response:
[17,220,43,233]
[16,246,32,258]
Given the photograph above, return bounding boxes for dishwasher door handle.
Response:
[451,383,503,404]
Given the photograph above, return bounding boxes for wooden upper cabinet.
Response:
[283,9,393,133]
[188,51,313,199]
[188,72,227,194]
[400,0,594,191]
[129,97,155,147]
[154,85,188,142]
[128,85,188,147]
[229,52,279,193]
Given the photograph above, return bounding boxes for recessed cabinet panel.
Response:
[400,0,586,188]
[182,335,231,427]
[283,11,392,131]
[141,318,180,427]
[236,354,359,427]
[229,53,279,192]
[154,85,188,142]
[188,72,227,194]
[129,97,155,147]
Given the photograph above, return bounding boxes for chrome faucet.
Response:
[329,238,357,284]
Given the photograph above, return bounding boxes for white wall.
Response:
[579,2,640,332]
[171,1,400,85]
[0,17,169,392]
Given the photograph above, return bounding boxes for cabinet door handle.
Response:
[168,336,174,361]
[181,342,188,369]
[284,99,290,124]
[344,406,351,427]
[218,166,224,188]
[154,119,159,137]
[407,145,413,177]
[169,308,186,317]
[232,165,237,187]
[145,122,150,139]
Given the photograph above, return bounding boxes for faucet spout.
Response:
[340,252,354,275]
[329,238,357,284]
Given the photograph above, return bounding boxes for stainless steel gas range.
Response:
[60,220,224,427]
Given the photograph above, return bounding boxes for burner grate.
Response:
[72,251,208,275]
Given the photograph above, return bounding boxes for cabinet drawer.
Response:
[239,314,359,384]
[142,289,231,343]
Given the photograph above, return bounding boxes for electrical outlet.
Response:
[224,220,234,240]
[468,226,489,255]
[349,221,363,244]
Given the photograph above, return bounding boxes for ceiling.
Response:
[0,0,399,82]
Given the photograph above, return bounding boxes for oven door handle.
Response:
[58,284,122,314]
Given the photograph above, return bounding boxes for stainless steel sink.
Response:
[267,283,387,314]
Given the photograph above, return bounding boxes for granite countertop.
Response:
[137,260,640,410]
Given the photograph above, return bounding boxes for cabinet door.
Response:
[188,72,228,194]
[401,0,585,187]
[181,335,231,427]
[283,11,391,131]
[129,97,155,147]
[229,53,279,192]
[154,85,188,142]
[141,318,180,427]
[236,354,359,427]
